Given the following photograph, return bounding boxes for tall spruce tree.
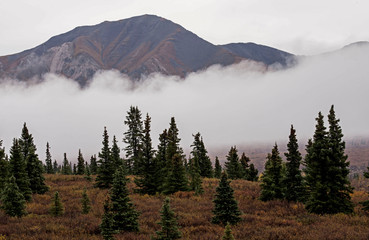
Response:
[45,142,53,174]
[111,136,122,170]
[166,117,184,167]
[110,166,139,232]
[77,149,85,175]
[155,129,169,193]
[134,114,158,195]
[61,153,72,175]
[123,106,143,175]
[19,123,48,194]
[247,163,259,181]
[53,160,60,173]
[1,175,27,217]
[212,171,242,225]
[163,154,189,194]
[283,125,304,202]
[189,156,204,195]
[95,127,114,189]
[50,191,64,216]
[191,133,213,178]
[240,152,250,179]
[100,196,118,240]
[326,105,353,213]
[9,138,32,201]
[225,147,242,180]
[260,144,283,201]
[0,140,9,191]
[152,197,182,240]
[89,154,98,175]
[214,156,222,178]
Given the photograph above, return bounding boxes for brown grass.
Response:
[0,174,369,239]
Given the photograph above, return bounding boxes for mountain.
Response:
[0,15,293,86]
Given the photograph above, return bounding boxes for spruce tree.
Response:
[84,162,92,181]
[239,152,250,179]
[222,223,235,240]
[134,114,158,195]
[247,163,258,181]
[326,105,353,213]
[1,176,27,217]
[50,191,64,216]
[225,147,242,179]
[189,156,204,195]
[53,160,60,173]
[8,138,32,201]
[0,140,9,191]
[163,154,189,194]
[81,188,91,214]
[191,133,213,178]
[77,149,85,175]
[45,142,53,174]
[110,166,139,232]
[95,127,114,189]
[111,136,122,169]
[100,196,118,240]
[155,129,169,192]
[212,172,242,225]
[260,144,283,201]
[26,145,49,194]
[18,123,48,194]
[283,125,304,202]
[166,117,184,167]
[89,154,98,175]
[152,197,182,240]
[61,153,72,175]
[123,106,143,175]
[214,156,222,178]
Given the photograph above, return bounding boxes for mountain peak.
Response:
[0,15,291,86]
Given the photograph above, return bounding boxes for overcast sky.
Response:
[0,0,368,56]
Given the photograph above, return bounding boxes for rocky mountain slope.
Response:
[0,14,294,86]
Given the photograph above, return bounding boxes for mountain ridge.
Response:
[0,14,293,86]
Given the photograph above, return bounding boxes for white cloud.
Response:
[1,44,369,163]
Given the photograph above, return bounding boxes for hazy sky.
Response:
[0,0,368,56]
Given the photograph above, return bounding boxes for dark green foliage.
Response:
[111,166,140,232]
[72,164,76,175]
[191,133,213,178]
[134,114,158,195]
[283,125,304,202]
[326,105,353,213]
[225,147,242,180]
[163,154,189,194]
[0,176,27,217]
[9,138,32,201]
[84,162,92,181]
[166,117,184,167]
[152,197,182,240]
[50,191,64,216]
[155,129,169,192]
[260,144,283,201]
[304,108,353,214]
[214,156,222,178]
[222,223,235,240]
[247,163,258,181]
[76,149,85,175]
[111,136,122,169]
[239,152,250,178]
[95,127,114,189]
[0,140,9,191]
[81,188,91,214]
[123,106,143,175]
[61,153,72,175]
[53,160,60,173]
[89,155,98,175]
[19,123,48,194]
[45,142,53,174]
[189,156,204,195]
[100,196,118,240]
[212,172,242,225]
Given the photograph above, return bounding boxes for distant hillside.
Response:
[0,15,293,86]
